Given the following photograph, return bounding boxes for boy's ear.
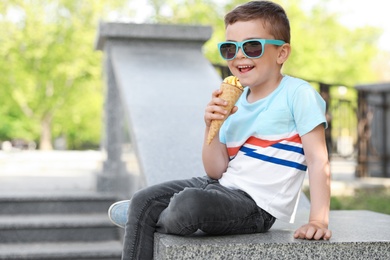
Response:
[277,43,291,64]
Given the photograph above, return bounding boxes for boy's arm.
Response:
[202,127,229,179]
[294,124,332,240]
[202,89,233,180]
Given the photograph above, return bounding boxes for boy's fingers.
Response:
[294,227,307,239]
[207,105,227,116]
[304,226,316,239]
[294,225,332,240]
[324,229,332,240]
[212,89,222,98]
[230,106,238,115]
[313,229,325,240]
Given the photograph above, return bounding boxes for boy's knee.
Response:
[176,188,202,205]
[131,189,146,204]
[157,189,208,235]
[168,188,214,219]
[158,189,202,221]
[130,187,158,211]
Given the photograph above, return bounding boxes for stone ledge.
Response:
[154,210,390,259]
[96,22,212,50]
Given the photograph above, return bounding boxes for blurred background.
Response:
[0,0,388,151]
[0,1,389,257]
[1,0,389,216]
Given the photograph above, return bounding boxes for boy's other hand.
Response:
[294,222,332,240]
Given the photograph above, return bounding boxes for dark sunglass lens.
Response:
[243,41,263,58]
[220,43,236,59]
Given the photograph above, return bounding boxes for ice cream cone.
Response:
[207,81,243,144]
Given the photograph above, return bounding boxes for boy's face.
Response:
[225,19,286,89]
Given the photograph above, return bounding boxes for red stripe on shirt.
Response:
[227,134,302,157]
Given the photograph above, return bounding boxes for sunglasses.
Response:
[218,39,286,60]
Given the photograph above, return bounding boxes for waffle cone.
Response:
[207,82,243,144]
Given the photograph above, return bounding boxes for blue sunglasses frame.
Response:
[218,39,286,60]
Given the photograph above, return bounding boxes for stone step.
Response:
[0,192,123,258]
[0,241,122,260]
[0,193,116,215]
[0,214,120,243]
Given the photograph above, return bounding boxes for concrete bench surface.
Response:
[154,210,390,259]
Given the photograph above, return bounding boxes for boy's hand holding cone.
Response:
[206,76,244,144]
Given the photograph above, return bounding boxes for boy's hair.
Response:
[224,1,290,43]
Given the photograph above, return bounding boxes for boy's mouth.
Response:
[238,65,254,73]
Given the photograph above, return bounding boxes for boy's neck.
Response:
[246,74,284,103]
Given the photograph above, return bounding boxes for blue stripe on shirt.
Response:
[240,146,307,171]
[271,143,305,155]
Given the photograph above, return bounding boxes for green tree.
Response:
[148,0,226,63]
[0,0,384,150]
[144,0,383,148]
[217,0,382,86]
[282,0,381,86]
[0,0,128,149]
[148,0,383,85]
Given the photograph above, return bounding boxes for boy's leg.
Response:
[157,180,275,236]
[121,176,209,260]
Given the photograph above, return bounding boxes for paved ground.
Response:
[323,155,390,196]
[0,150,103,194]
[0,150,389,196]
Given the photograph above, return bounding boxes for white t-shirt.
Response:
[219,75,327,223]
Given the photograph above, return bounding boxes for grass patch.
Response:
[330,189,390,215]
[304,188,390,215]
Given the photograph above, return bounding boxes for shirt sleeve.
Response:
[291,83,327,136]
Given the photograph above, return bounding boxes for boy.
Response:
[109,1,332,259]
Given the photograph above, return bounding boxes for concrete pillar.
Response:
[95,22,221,196]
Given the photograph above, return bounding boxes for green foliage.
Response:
[151,0,226,64]
[0,0,128,149]
[305,187,390,215]
[161,0,383,86]
[284,2,381,86]
[330,189,390,215]
[0,0,385,150]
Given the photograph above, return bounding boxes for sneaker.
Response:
[108,200,130,228]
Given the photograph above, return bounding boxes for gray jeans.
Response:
[122,176,275,260]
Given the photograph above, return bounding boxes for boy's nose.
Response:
[236,47,246,59]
